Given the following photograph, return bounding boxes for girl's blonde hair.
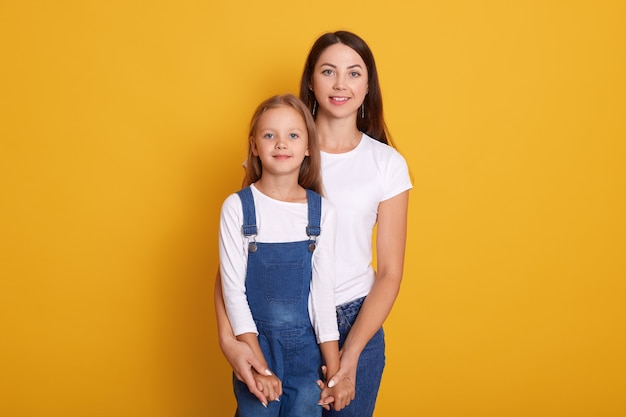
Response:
[243,94,323,194]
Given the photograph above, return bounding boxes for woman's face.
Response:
[311,43,369,121]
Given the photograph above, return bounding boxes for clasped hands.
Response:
[249,365,355,411]
[316,365,356,411]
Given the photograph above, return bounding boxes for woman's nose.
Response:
[333,74,347,90]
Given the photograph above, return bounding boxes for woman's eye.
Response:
[350,71,361,77]
[322,69,333,76]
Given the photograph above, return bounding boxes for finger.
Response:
[244,373,268,405]
[275,376,283,399]
[318,398,333,410]
[249,356,272,378]
[262,372,282,401]
[334,396,349,412]
[319,394,335,405]
[327,367,346,388]
[318,401,331,411]
[265,383,276,402]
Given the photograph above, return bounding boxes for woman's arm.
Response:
[214,269,271,404]
[326,190,410,387]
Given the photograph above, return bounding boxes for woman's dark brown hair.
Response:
[299,31,394,147]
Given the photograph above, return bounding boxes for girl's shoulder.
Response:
[221,191,244,213]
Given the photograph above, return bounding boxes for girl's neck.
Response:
[315,114,362,154]
[253,177,306,203]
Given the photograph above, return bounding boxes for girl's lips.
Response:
[273,154,291,160]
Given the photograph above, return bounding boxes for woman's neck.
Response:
[315,115,362,154]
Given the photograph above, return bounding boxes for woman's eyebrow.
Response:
[319,63,363,69]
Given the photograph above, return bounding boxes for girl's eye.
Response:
[289,133,299,139]
[263,133,274,139]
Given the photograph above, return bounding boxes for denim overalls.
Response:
[234,186,323,417]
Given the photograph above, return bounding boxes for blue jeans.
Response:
[323,296,386,417]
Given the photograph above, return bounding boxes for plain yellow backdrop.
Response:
[1,1,625,416]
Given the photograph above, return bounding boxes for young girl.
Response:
[215,32,412,417]
[219,94,352,416]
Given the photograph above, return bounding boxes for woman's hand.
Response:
[317,354,358,411]
[319,377,355,411]
[216,269,272,405]
[220,334,272,404]
[326,351,359,391]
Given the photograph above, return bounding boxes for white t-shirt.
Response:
[219,184,339,344]
[321,133,412,306]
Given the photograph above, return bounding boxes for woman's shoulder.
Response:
[320,194,336,211]
[319,195,337,229]
[362,134,407,162]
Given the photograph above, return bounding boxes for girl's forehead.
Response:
[261,106,300,118]
[257,106,306,127]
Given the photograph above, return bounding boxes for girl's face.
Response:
[251,106,309,178]
[311,43,369,120]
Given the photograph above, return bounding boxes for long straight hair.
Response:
[299,31,395,147]
[243,94,323,194]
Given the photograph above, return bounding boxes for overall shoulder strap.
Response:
[236,187,257,237]
[305,189,321,237]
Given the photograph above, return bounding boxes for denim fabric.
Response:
[234,321,322,417]
[323,296,386,417]
[233,187,323,417]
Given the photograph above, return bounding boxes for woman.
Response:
[215,31,411,416]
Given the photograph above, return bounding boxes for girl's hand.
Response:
[316,379,332,411]
[252,369,282,405]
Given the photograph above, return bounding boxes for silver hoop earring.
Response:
[361,103,365,119]
[312,101,317,117]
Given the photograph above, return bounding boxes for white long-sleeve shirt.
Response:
[219,184,339,344]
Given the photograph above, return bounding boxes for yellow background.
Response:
[1,1,625,416]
